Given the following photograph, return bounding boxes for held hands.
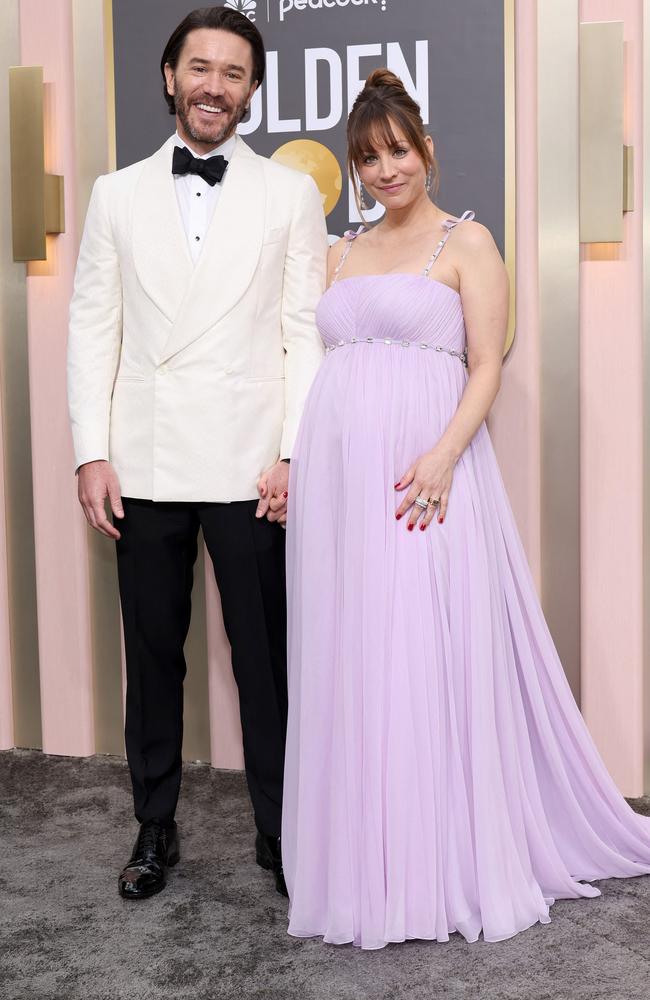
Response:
[256,460,289,526]
[395,444,457,531]
[77,460,124,540]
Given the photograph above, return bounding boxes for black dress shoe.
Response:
[118,820,180,900]
[255,831,288,897]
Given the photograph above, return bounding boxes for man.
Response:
[68,6,327,900]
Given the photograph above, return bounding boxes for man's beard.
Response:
[174,83,248,147]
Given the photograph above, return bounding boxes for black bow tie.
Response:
[172,145,228,186]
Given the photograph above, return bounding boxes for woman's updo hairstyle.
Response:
[347,69,439,206]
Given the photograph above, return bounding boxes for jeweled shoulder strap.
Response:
[423,210,475,278]
[330,226,365,285]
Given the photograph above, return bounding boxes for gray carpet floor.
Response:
[1,750,650,1000]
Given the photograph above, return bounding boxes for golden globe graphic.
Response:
[271,140,342,216]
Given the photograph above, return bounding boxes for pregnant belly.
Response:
[297,348,466,467]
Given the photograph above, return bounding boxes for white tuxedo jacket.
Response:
[68,135,327,501]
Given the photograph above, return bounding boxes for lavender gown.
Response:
[282,213,650,950]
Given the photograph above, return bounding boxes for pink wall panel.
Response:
[0,425,14,750]
[20,0,94,756]
[205,567,245,770]
[579,0,645,794]
[489,0,542,588]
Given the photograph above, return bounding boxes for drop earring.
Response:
[425,167,433,194]
[359,183,369,211]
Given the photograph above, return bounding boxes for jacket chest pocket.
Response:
[263,226,285,247]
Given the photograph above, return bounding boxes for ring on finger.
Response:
[414,496,429,510]
[428,497,440,507]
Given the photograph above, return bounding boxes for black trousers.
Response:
[115,498,288,837]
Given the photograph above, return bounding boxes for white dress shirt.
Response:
[172,132,237,264]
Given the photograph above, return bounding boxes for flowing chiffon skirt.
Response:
[282,273,650,949]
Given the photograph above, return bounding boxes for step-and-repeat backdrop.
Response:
[112,0,507,252]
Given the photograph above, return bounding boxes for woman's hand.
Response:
[394,445,457,530]
[256,461,289,523]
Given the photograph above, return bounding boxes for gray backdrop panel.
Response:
[112,0,504,249]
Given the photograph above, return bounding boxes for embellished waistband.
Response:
[324,337,468,367]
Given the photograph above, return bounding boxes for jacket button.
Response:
[158,365,168,376]
[225,368,234,375]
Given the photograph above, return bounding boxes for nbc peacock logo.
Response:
[278,0,387,21]
[224,0,257,21]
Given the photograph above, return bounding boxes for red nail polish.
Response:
[438,516,444,524]
[396,513,402,520]
[394,482,401,489]
[420,523,426,531]
[283,491,288,499]
[407,523,414,532]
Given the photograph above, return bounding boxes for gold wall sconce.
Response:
[579,21,631,243]
[9,66,65,262]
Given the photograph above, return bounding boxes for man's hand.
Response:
[77,460,124,539]
[256,461,289,524]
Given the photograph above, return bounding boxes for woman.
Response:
[281,69,650,949]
